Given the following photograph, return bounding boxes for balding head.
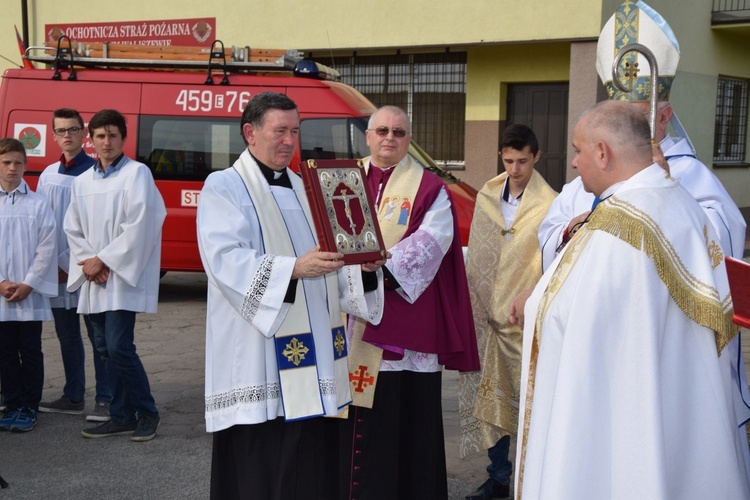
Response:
[572,100,653,197]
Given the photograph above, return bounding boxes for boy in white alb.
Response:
[0,138,57,433]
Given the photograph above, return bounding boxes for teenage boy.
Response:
[37,108,113,422]
[64,109,166,441]
[459,125,557,499]
[0,138,58,432]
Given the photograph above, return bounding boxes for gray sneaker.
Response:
[86,402,111,422]
[38,395,85,415]
[131,414,160,442]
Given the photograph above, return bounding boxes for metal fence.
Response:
[331,52,467,166]
[713,0,750,12]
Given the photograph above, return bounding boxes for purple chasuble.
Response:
[363,166,479,371]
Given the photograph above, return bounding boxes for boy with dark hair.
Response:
[65,109,166,441]
[37,108,113,422]
[498,123,539,157]
[0,138,58,432]
[459,124,557,499]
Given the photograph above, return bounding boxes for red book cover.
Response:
[726,256,750,329]
[299,159,386,265]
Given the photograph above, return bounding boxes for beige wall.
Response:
[462,42,573,189]
[565,41,600,182]
[2,1,602,70]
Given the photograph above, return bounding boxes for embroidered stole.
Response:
[348,155,424,408]
[235,150,349,420]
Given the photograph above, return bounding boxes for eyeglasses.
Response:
[53,127,83,136]
[368,126,408,138]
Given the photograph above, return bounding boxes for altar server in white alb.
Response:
[197,92,384,500]
[0,138,57,433]
[537,0,750,469]
[65,109,166,442]
[516,100,750,499]
[36,108,113,422]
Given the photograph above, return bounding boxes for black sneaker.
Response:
[39,395,85,415]
[81,419,137,439]
[131,414,160,442]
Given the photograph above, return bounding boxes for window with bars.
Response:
[713,76,749,164]
[330,52,466,167]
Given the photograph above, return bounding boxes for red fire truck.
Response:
[0,40,476,272]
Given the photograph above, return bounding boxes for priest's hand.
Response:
[58,267,68,284]
[361,251,391,273]
[567,211,591,237]
[292,246,345,279]
[509,288,533,328]
[7,283,32,302]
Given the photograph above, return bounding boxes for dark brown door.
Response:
[506,83,569,192]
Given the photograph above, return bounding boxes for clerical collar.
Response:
[252,152,292,189]
[370,163,396,171]
[501,179,523,204]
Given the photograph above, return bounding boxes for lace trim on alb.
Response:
[205,382,281,413]
[240,255,275,323]
[206,379,339,413]
[344,265,382,321]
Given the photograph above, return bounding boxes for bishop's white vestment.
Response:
[516,164,750,499]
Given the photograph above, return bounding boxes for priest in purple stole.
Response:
[341,105,479,500]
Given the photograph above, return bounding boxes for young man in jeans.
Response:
[0,138,58,432]
[37,108,113,423]
[64,109,166,441]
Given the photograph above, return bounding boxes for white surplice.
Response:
[64,158,166,314]
[36,163,84,309]
[0,179,57,321]
[517,165,750,499]
[198,152,383,432]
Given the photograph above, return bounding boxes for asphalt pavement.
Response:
[1,272,489,500]
[3,271,749,499]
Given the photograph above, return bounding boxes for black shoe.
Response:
[131,414,160,442]
[81,419,137,439]
[466,478,510,500]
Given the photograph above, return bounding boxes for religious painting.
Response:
[300,159,386,265]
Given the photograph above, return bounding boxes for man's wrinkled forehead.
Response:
[372,110,408,128]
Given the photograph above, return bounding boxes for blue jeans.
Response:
[87,310,158,423]
[487,435,512,485]
[0,321,44,411]
[51,308,113,403]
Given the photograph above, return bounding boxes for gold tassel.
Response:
[587,202,737,354]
